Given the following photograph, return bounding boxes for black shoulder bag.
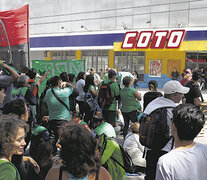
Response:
[51,88,70,112]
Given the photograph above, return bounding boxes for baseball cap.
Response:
[163,80,190,94]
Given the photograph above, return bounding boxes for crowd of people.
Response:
[0,62,206,180]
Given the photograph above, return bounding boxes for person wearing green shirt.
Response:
[99,69,120,127]
[120,76,141,138]
[0,115,28,180]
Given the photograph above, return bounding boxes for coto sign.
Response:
[121,30,185,49]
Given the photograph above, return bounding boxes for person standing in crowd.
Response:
[0,62,19,109]
[99,68,105,80]
[156,104,207,180]
[44,76,73,153]
[45,123,112,180]
[120,76,141,138]
[0,86,6,113]
[184,69,207,108]
[83,74,98,125]
[132,71,139,89]
[200,67,206,90]
[171,68,179,80]
[180,69,192,86]
[143,80,163,110]
[68,73,79,114]
[123,122,146,173]
[0,115,28,180]
[117,71,134,89]
[143,80,189,180]
[99,69,120,127]
[91,67,101,87]
[76,72,86,118]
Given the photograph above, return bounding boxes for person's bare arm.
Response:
[2,63,19,81]
[133,91,142,101]
[36,71,49,86]
[194,97,207,107]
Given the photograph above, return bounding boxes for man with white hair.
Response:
[142,80,190,180]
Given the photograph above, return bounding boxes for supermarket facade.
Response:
[30,28,207,87]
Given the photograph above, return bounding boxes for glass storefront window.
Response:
[51,51,75,60]
[82,50,109,73]
[114,51,145,81]
[186,51,207,70]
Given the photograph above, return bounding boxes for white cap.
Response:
[163,80,190,94]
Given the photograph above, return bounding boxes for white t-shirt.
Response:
[156,143,207,180]
[118,72,134,89]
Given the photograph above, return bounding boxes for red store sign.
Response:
[121,30,185,49]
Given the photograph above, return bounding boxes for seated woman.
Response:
[123,123,146,173]
[45,123,112,180]
[0,114,28,180]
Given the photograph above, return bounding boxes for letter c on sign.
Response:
[166,30,185,49]
[121,31,138,49]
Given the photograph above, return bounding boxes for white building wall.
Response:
[0,0,207,36]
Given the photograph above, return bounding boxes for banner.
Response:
[32,59,86,93]
[0,5,29,70]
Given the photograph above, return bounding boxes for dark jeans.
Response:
[145,150,168,180]
[76,100,85,118]
[122,110,138,138]
[102,110,116,127]
[84,110,94,128]
[48,120,68,154]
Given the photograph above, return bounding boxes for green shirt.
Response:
[44,87,73,121]
[0,159,21,180]
[94,122,116,138]
[120,87,137,113]
[99,79,119,111]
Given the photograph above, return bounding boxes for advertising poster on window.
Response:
[149,60,162,77]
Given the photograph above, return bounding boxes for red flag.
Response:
[0,4,29,46]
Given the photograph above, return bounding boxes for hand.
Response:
[23,156,40,174]
[61,82,67,88]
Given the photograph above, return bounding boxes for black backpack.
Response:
[103,137,135,173]
[84,91,95,111]
[139,107,173,150]
[98,81,114,109]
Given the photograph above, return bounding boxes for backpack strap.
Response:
[58,166,65,180]
[95,170,99,180]
[51,88,70,112]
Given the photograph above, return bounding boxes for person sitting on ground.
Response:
[29,125,53,180]
[123,122,146,173]
[97,132,126,180]
[143,80,163,110]
[120,76,141,138]
[156,103,207,180]
[45,123,112,180]
[0,114,28,180]
[71,111,90,131]
[93,114,116,138]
